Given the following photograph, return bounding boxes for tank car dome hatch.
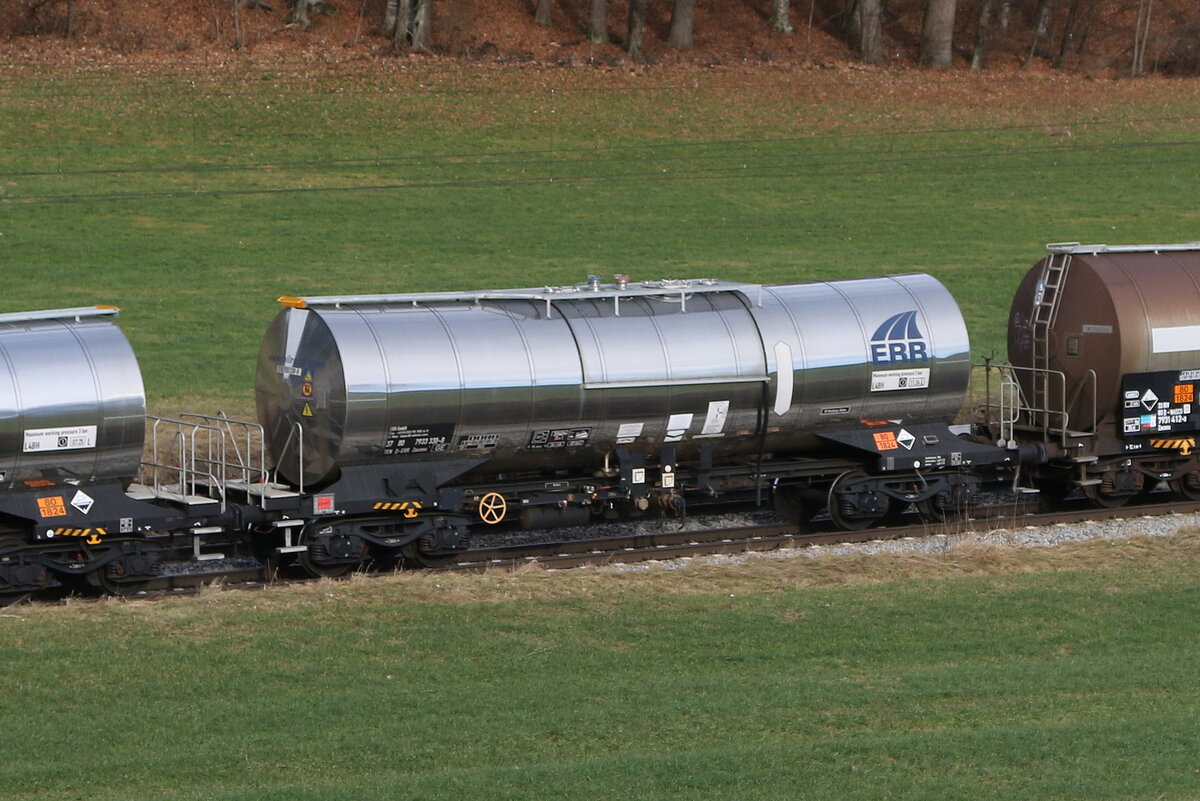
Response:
[257,275,972,488]
[0,307,146,490]
[1008,243,1200,428]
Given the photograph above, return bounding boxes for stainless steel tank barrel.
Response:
[0,307,146,489]
[257,275,971,486]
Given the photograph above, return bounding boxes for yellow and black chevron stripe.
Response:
[1151,437,1196,456]
[372,501,423,518]
[51,527,108,545]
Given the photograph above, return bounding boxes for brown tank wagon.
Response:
[985,242,1200,506]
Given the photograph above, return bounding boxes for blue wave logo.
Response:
[870,311,929,364]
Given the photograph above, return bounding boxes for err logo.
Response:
[870,310,930,365]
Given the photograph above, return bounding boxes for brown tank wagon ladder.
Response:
[1030,243,1075,424]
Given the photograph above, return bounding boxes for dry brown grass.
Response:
[13,528,1199,627]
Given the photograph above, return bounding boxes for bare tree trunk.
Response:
[1053,0,1085,68]
[806,0,815,55]
[1030,0,1054,37]
[857,0,883,63]
[535,0,552,26]
[589,0,607,42]
[288,0,314,30]
[920,0,957,68]
[384,0,398,35]
[846,0,883,63]
[627,0,647,60]
[1023,0,1054,66]
[1075,0,1097,62]
[845,0,860,48]
[668,0,694,47]
[393,0,414,48]
[1132,0,1153,76]
[233,0,244,47]
[412,0,431,49]
[997,0,1009,31]
[769,0,793,34]
[66,0,76,38]
[971,0,996,70]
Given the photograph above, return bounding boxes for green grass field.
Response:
[2,533,1199,800]
[4,63,1200,800]
[3,66,1199,413]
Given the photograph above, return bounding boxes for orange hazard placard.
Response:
[1174,384,1194,404]
[873,432,899,451]
[37,496,67,517]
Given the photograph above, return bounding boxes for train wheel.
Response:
[299,528,367,579]
[918,492,968,523]
[299,552,356,579]
[90,569,152,597]
[1170,470,1200,501]
[89,543,163,596]
[401,541,457,569]
[828,471,890,531]
[1082,483,1132,509]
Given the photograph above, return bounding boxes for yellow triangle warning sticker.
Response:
[304,371,313,381]
[302,403,314,417]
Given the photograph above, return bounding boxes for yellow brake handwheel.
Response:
[478,492,507,525]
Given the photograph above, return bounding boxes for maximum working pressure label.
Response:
[23,425,97,453]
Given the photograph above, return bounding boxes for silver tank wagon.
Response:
[0,307,145,490]
[257,275,971,487]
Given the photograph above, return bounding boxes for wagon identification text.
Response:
[385,424,455,455]
[528,428,591,449]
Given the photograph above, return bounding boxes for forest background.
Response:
[3,0,1197,76]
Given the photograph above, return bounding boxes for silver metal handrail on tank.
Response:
[277,278,770,321]
[142,413,302,509]
[179,413,270,488]
[270,421,305,495]
[0,306,120,325]
[141,416,230,511]
[1048,242,1200,255]
[980,364,1098,449]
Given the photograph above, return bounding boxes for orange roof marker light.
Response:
[278,297,309,309]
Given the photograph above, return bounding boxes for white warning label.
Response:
[23,425,97,453]
[700,400,730,435]
[870,368,930,392]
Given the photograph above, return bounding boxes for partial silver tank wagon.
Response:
[0,306,145,490]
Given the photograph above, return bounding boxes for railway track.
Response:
[10,496,1199,606]
[452,497,1200,572]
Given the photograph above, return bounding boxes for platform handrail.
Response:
[977,363,1094,450]
[143,416,232,512]
[271,420,305,496]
